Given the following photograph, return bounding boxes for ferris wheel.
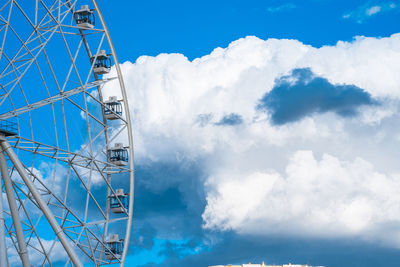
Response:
[0,1,134,266]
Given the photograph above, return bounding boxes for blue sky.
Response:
[95,1,400,267]
[101,0,399,61]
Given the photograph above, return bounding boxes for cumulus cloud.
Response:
[104,33,400,161]
[257,68,376,125]
[202,150,400,245]
[103,33,400,249]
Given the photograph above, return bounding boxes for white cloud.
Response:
[267,3,296,13]
[7,237,68,266]
[366,5,382,16]
[103,33,400,247]
[343,2,397,23]
[202,151,400,245]
[104,34,400,162]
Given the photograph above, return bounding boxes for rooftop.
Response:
[209,263,323,267]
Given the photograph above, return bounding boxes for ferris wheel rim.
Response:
[0,0,135,266]
[91,0,135,266]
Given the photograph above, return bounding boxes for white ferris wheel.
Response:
[0,1,135,266]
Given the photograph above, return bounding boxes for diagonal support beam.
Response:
[0,138,83,267]
[0,149,29,267]
[0,155,9,267]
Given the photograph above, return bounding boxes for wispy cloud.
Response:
[366,5,382,16]
[267,3,296,13]
[343,2,397,23]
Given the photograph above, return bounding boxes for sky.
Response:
[91,0,400,266]
[100,0,399,60]
[2,0,397,266]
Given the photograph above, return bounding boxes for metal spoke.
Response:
[0,77,116,120]
[0,1,134,265]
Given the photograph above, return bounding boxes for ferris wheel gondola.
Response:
[0,1,134,266]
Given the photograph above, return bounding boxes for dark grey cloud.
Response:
[158,240,190,258]
[133,223,157,251]
[215,113,243,126]
[125,160,207,256]
[257,68,376,125]
[139,263,157,267]
[155,232,400,267]
[128,158,400,267]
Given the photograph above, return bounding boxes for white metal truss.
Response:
[0,1,134,266]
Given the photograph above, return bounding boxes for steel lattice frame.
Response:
[0,0,134,266]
